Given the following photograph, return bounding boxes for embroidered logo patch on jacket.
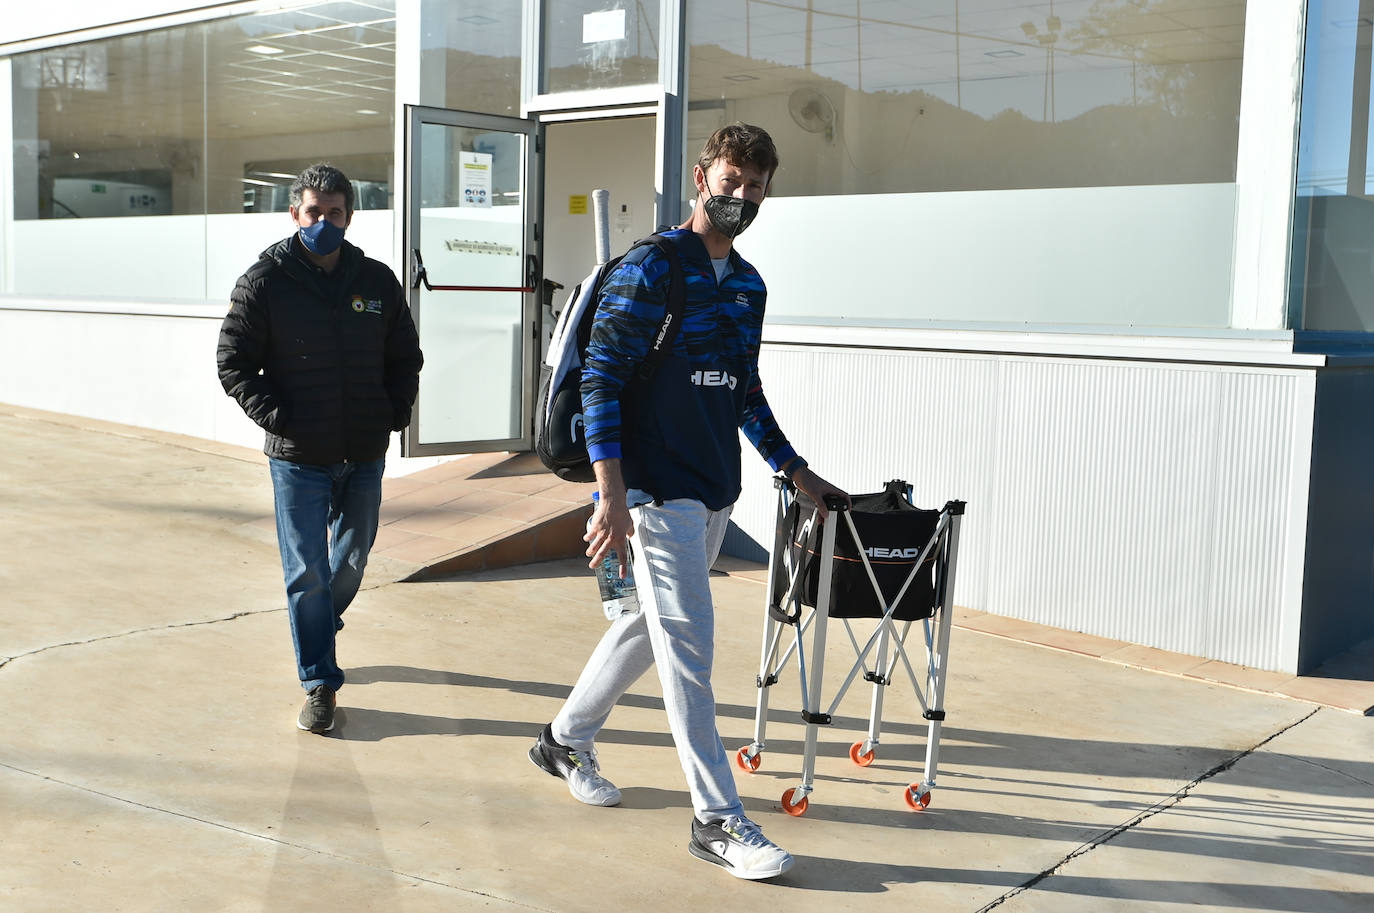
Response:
[351,295,384,315]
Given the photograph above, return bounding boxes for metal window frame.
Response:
[1231,1,1308,332]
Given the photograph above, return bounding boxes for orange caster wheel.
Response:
[849,741,876,767]
[781,787,809,817]
[904,782,932,811]
[736,745,761,773]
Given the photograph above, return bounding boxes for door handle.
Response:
[410,249,429,290]
[410,247,536,293]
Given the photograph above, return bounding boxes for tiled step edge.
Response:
[402,502,593,581]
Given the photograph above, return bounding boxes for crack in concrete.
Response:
[0,608,283,672]
[0,577,397,675]
[0,761,556,912]
[973,707,1322,912]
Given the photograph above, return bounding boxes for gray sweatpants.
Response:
[551,495,744,822]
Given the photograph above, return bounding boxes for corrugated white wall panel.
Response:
[742,345,1313,672]
[1204,371,1305,667]
[988,359,1229,651]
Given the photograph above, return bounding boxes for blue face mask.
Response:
[299,219,346,256]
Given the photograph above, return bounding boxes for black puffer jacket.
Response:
[217,235,423,465]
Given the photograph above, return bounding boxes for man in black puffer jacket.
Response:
[217,163,422,735]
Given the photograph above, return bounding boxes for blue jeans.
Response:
[268,457,385,693]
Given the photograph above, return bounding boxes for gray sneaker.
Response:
[297,685,336,734]
[528,723,622,806]
[689,814,794,880]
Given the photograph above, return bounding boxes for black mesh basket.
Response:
[772,479,941,622]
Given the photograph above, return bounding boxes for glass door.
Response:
[402,105,541,456]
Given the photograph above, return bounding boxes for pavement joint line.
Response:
[0,761,557,912]
[0,608,283,672]
[971,706,1322,912]
[1290,754,1374,790]
[953,625,1373,715]
[0,571,399,677]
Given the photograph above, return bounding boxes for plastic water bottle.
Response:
[590,493,639,620]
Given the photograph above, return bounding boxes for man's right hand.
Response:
[792,465,850,522]
[585,458,635,578]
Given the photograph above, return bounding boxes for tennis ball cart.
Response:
[735,477,965,816]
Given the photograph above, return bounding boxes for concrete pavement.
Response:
[2,405,1372,913]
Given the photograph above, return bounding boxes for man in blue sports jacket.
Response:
[529,123,848,880]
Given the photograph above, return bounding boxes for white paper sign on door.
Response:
[583,9,626,43]
[460,151,493,208]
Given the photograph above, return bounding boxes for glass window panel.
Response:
[9,27,210,299]
[1289,1,1374,332]
[205,2,397,214]
[415,122,527,443]
[543,0,660,93]
[8,1,398,300]
[421,0,522,116]
[687,0,1246,198]
[686,0,1245,331]
[12,30,206,220]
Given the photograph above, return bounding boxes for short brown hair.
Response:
[696,122,779,186]
[290,163,354,215]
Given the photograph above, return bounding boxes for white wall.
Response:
[0,301,259,445]
[10,210,395,301]
[542,116,657,315]
[0,208,450,480]
[207,210,397,299]
[736,184,1239,328]
[12,216,209,300]
[0,298,454,475]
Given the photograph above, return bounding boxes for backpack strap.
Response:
[572,234,686,372]
[634,234,686,381]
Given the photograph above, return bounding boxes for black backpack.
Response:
[535,234,686,482]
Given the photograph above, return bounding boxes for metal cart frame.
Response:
[735,478,965,816]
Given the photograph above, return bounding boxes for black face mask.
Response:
[701,179,760,239]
